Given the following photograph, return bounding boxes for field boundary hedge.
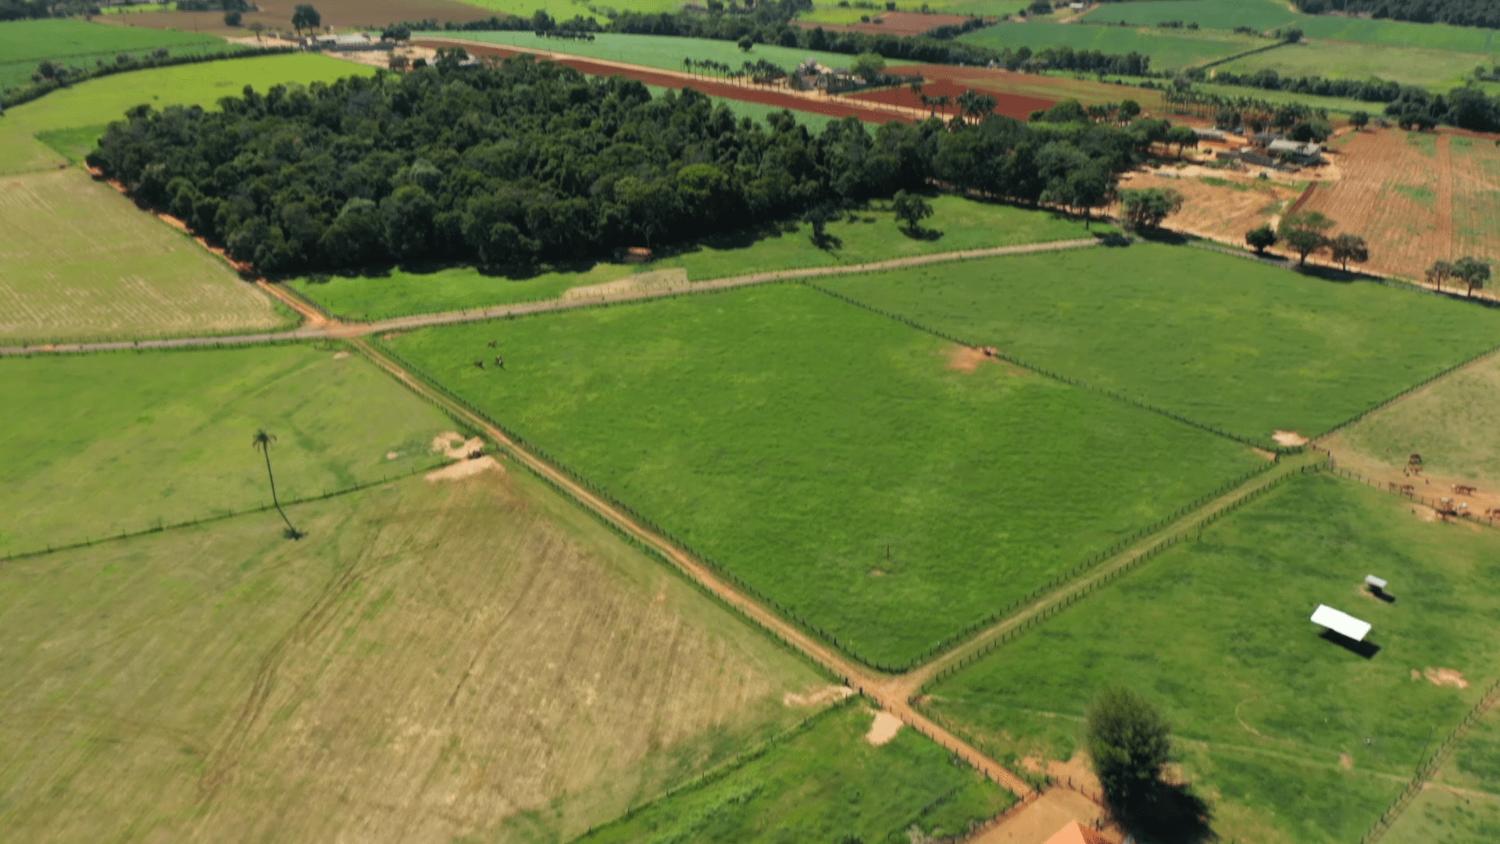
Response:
[1192,39,1290,72]
[1360,677,1500,844]
[801,278,1286,452]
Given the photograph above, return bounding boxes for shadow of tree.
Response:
[1115,781,1216,843]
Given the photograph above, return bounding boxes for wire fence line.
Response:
[1360,677,1500,844]
[1316,340,1500,442]
[918,460,1325,694]
[800,280,1292,454]
[0,458,450,566]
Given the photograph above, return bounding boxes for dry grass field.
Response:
[1118,167,1303,246]
[0,470,826,841]
[0,169,287,344]
[1302,129,1500,291]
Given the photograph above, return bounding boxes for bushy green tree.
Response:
[1278,211,1334,266]
[1245,224,1278,255]
[1087,688,1172,812]
[1119,188,1183,232]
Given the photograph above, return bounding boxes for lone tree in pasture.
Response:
[252,429,302,539]
[1426,259,1455,291]
[892,190,934,235]
[1245,224,1278,255]
[248,21,265,42]
[224,10,242,26]
[737,35,755,52]
[1278,211,1334,266]
[1328,233,1370,272]
[1350,110,1370,130]
[1453,256,1492,297]
[1118,188,1183,233]
[1087,687,1173,813]
[291,3,321,35]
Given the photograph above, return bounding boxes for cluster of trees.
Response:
[90,59,1164,275]
[1291,0,1500,28]
[1245,212,1370,271]
[1118,188,1184,232]
[1426,257,1491,296]
[1201,68,1500,132]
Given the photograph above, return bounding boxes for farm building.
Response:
[1044,819,1110,844]
[1267,139,1324,165]
[307,33,390,52]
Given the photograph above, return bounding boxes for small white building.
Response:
[1311,604,1371,642]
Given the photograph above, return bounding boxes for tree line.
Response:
[1196,67,1500,131]
[1291,0,1500,29]
[89,58,1161,276]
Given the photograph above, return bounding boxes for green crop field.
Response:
[1385,702,1500,844]
[820,243,1500,447]
[0,18,230,96]
[0,169,289,344]
[1218,40,1487,92]
[961,22,1261,71]
[800,0,1028,23]
[1082,0,1500,53]
[418,30,852,75]
[0,344,458,557]
[0,52,373,176]
[922,474,1500,843]
[460,0,686,22]
[0,468,828,841]
[290,196,1101,321]
[384,283,1263,668]
[1329,351,1500,490]
[582,700,1012,842]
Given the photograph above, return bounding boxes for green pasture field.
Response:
[799,0,1028,24]
[1330,351,1500,490]
[98,1,178,12]
[0,168,289,344]
[0,18,229,95]
[582,700,1012,843]
[1385,703,1500,844]
[418,30,852,75]
[290,196,1101,321]
[0,52,373,176]
[1093,72,1376,114]
[0,343,456,557]
[820,243,1500,447]
[384,283,1263,668]
[922,474,1500,844]
[1082,0,1499,54]
[961,22,1261,71]
[0,469,826,841]
[1218,40,1486,92]
[460,0,685,22]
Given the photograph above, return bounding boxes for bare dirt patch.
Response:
[1273,430,1308,447]
[946,344,987,373]
[782,684,855,708]
[431,431,483,460]
[1340,752,1354,770]
[425,456,501,483]
[1423,667,1470,689]
[564,268,690,301]
[865,710,903,746]
[1117,168,1301,247]
[333,350,350,360]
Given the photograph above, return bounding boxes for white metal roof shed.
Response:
[1311,604,1372,641]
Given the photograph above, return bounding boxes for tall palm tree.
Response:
[252,429,301,538]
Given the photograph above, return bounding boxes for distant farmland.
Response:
[0,18,230,96]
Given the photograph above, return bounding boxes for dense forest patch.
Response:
[89,57,1158,275]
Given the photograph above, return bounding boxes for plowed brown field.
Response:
[1301,129,1500,295]
[852,77,1054,121]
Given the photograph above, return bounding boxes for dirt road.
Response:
[0,238,1101,357]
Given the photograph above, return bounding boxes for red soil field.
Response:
[853,76,1055,121]
[420,39,921,124]
[793,11,974,37]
